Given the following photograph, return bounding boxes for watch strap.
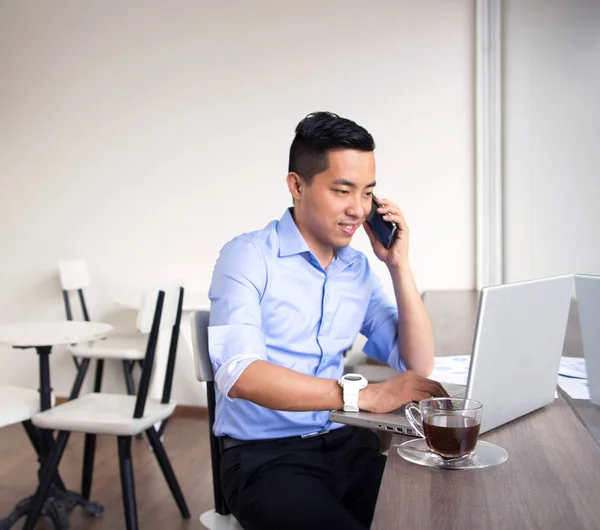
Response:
[342,385,360,412]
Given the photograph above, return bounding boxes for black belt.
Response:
[221,428,338,451]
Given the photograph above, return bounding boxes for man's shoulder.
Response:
[219,219,279,258]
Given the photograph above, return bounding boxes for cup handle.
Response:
[405,403,426,438]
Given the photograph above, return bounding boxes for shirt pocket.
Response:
[330,291,369,341]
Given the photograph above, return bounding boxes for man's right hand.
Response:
[357,370,448,414]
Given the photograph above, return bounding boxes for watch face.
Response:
[345,375,362,381]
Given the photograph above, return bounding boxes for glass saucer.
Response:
[395,439,508,470]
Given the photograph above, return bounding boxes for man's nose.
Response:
[346,195,366,219]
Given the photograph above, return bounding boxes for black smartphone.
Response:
[365,196,397,249]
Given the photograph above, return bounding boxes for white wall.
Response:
[504,0,600,282]
[0,0,475,404]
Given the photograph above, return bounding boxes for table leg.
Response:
[0,346,104,530]
[35,346,67,490]
[37,346,53,412]
[0,484,101,530]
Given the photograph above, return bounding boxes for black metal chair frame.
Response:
[207,379,229,515]
[191,310,230,516]
[62,287,141,401]
[22,288,190,530]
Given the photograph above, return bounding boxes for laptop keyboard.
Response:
[443,383,467,398]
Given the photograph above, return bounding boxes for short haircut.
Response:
[288,112,375,184]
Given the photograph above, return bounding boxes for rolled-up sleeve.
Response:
[360,272,406,372]
[208,237,268,399]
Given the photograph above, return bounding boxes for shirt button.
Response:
[323,356,330,363]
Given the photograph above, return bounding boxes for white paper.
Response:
[557,374,590,400]
[432,373,470,385]
[559,356,587,379]
[430,355,470,385]
[431,355,591,400]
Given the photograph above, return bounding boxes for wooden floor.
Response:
[0,417,214,529]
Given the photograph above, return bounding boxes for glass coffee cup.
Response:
[405,397,483,460]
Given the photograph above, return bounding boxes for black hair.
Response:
[288,111,375,184]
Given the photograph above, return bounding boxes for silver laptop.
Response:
[330,275,574,435]
[574,274,600,406]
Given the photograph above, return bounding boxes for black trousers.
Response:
[220,426,386,530]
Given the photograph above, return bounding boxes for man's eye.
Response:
[334,189,349,195]
[364,192,373,198]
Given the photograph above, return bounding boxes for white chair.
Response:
[22,287,190,530]
[0,386,55,527]
[0,384,49,449]
[190,311,243,530]
[58,259,145,400]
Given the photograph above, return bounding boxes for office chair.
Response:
[190,310,243,530]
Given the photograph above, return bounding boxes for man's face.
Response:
[292,149,376,252]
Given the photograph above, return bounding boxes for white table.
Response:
[0,321,113,530]
[0,321,113,411]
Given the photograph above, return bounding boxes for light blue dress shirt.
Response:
[208,208,405,440]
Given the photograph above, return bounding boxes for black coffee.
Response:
[423,414,480,457]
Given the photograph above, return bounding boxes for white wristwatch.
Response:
[338,373,368,412]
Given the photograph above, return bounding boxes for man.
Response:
[208,111,446,530]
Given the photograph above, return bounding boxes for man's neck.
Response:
[290,209,335,269]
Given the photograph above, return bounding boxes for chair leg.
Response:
[81,433,96,500]
[117,436,138,530]
[156,418,169,438]
[79,360,104,499]
[69,357,91,399]
[93,359,104,392]
[37,429,67,492]
[21,420,41,457]
[22,431,70,530]
[145,427,190,519]
[122,361,136,395]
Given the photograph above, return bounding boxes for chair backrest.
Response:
[189,310,230,515]
[189,310,213,382]
[58,260,90,290]
[58,260,92,321]
[134,286,184,418]
[160,286,184,405]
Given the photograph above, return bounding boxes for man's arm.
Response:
[364,196,435,376]
[231,360,446,413]
[209,238,343,411]
[229,360,343,411]
[389,263,434,376]
[229,359,445,413]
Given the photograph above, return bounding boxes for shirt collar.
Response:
[277,208,310,257]
[336,243,358,265]
[277,208,358,265]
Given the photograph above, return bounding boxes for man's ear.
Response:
[286,172,304,202]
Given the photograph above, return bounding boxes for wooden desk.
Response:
[373,396,600,530]
[372,290,600,529]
